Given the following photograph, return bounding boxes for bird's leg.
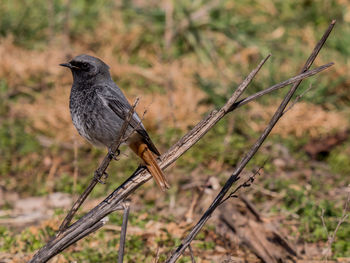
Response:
[94,170,109,184]
[108,148,121,161]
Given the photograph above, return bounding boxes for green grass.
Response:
[0,118,42,176]
[265,178,350,257]
[327,141,350,176]
[0,0,114,48]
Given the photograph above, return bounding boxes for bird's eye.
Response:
[81,62,89,70]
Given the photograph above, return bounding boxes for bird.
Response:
[60,54,170,191]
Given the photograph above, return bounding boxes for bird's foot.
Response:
[94,171,109,184]
[108,148,121,161]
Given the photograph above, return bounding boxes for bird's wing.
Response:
[95,84,161,156]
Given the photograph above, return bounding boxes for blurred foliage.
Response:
[327,142,350,176]
[0,0,113,48]
[0,81,42,176]
[0,0,349,103]
[0,119,41,175]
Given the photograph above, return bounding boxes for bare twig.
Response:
[73,138,78,193]
[29,54,334,262]
[60,216,109,252]
[331,191,349,240]
[283,84,314,115]
[165,20,336,263]
[219,161,267,206]
[229,63,332,112]
[154,246,160,263]
[321,208,329,239]
[188,245,196,263]
[322,190,350,261]
[57,99,139,234]
[118,202,130,263]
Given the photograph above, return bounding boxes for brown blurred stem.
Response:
[47,0,55,42]
[29,37,334,262]
[118,202,130,263]
[57,99,139,235]
[188,245,196,263]
[164,0,174,51]
[165,20,336,263]
[63,0,72,40]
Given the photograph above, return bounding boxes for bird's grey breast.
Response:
[69,85,96,143]
[69,84,122,147]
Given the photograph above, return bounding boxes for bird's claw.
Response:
[108,148,121,160]
[94,171,109,184]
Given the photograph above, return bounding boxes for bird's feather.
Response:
[95,84,161,156]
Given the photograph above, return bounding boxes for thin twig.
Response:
[322,191,350,261]
[219,161,267,206]
[188,245,196,263]
[118,202,130,263]
[321,208,329,237]
[73,138,78,193]
[283,84,314,115]
[154,245,160,263]
[165,20,336,263]
[57,99,139,234]
[29,54,334,262]
[229,63,332,112]
[60,216,110,252]
[331,192,350,242]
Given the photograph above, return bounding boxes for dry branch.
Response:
[29,40,334,263]
[219,197,297,263]
[165,20,336,263]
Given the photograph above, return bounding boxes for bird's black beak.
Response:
[59,62,72,68]
[60,62,80,70]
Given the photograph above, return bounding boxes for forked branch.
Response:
[29,21,335,262]
[165,20,336,263]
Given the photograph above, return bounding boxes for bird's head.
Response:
[60,54,110,81]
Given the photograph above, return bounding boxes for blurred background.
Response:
[0,0,349,262]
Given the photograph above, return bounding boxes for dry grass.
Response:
[247,100,349,138]
[2,30,211,144]
[1,6,348,145]
[3,31,347,145]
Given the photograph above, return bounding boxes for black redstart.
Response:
[60,54,169,191]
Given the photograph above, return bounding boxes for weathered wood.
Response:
[220,197,297,263]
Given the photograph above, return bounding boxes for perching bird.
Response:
[60,54,169,191]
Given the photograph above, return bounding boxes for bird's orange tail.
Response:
[130,142,170,191]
